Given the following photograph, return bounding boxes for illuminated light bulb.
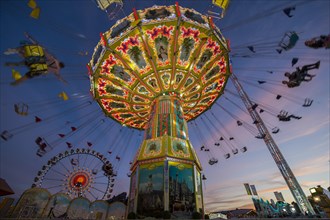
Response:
[310,188,317,193]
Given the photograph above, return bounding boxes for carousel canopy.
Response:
[88,4,231,129]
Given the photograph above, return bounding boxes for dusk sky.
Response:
[0,0,329,213]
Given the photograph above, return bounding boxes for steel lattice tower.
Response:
[230,73,315,215]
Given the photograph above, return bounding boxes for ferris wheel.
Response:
[32,148,115,201]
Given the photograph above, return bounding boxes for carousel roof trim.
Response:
[88,4,231,129]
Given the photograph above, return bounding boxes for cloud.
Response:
[77,33,87,38]
[238,203,255,209]
[300,180,327,188]
[278,118,329,144]
[258,186,288,194]
[205,197,251,212]
[310,137,330,150]
[205,198,245,206]
[291,153,328,172]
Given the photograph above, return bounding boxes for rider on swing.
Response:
[4,33,66,85]
[282,61,320,88]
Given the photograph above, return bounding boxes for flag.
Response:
[28,0,40,19]
[58,91,69,101]
[291,57,299,66]
[250,184,258,196]
[28,0,37,9]
[30,7,40,19]
[12,69,22,80]
[35,116,42,123]
[244,183,252,195]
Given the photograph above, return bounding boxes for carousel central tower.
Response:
[130,94,203,216]
[88,3,231,217]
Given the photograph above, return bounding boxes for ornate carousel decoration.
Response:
[88,3,231,217]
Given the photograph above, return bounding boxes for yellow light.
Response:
[310,188,317,193]
[77,176,84,183]
[213,0,230,10]
[314,196,320,202]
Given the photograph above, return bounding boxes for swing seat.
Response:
[24,45,46,66]
[240,146,247,152]
[272,127,280,134]
[208,158,218,165]
[29,63,48,77]
[24,45,44,57]
[30,63,48,71]
[212,0,230,18]
[224,153,230,159]
[1,130,13,141]
[96,0,123,19]
[279,32,299,51]
[14,103,29,116]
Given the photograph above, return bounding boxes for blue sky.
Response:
[0,0,329,213]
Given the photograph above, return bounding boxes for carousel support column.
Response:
[134,167,139,213]
[164,160,169,211]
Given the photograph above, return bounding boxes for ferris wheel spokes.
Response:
[33,148,114,201]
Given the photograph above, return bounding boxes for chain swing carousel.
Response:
[88,3,231,217]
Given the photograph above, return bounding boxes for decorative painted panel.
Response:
[137,163,164,215]
[168,162,195,214]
